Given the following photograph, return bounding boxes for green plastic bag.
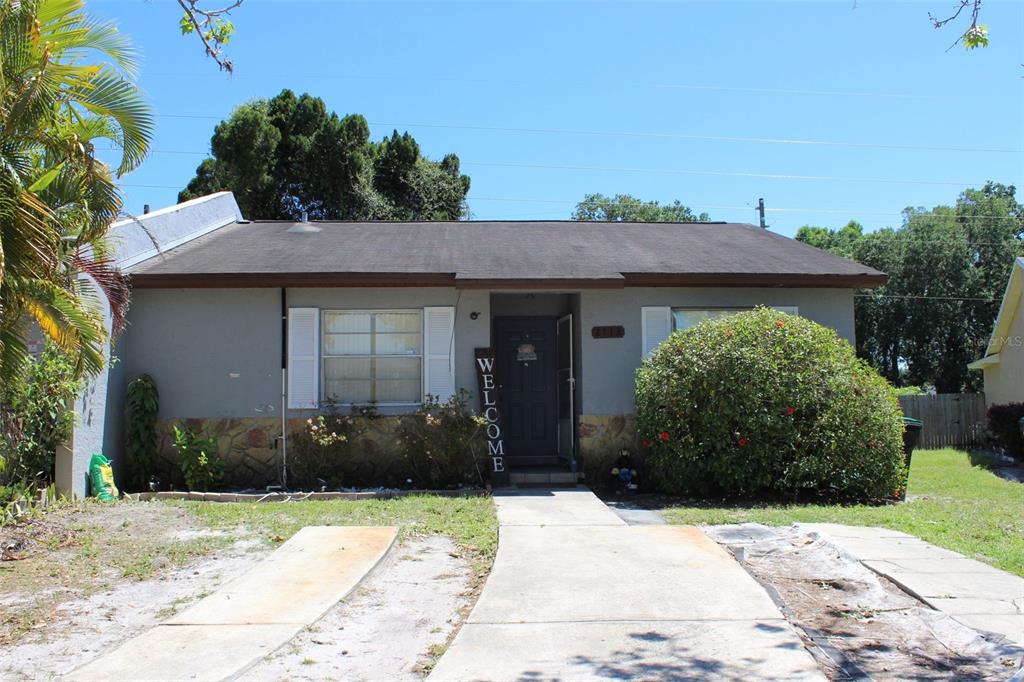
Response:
[89,454,119,501]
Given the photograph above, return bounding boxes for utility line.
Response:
[144,116,1023,154]
[461,161,979,187]
[139,73,943,100]
[468,196,1019,221]
[116,184,1020,223]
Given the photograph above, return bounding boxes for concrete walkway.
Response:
[803,523,1024,646]
[430,489,823,681]
[66,526,397,682]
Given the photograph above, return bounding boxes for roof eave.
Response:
[621,272,889,288]
[968,355,999,370]
[130,271,889,289]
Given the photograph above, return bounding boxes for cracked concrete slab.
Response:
[801,523,1024,646]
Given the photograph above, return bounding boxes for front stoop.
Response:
[508,468,583,486]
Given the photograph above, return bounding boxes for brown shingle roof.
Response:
[128,220,886,288]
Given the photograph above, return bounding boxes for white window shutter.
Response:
[641,306,673,359]
[288,308,319,409]
[771,305,799,315]
[423,306,455,402]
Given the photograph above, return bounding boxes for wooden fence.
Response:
[897,393,988,448]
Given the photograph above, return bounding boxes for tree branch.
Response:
[928,0,987,50]
[176,0,244,73]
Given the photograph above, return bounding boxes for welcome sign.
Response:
[475,348,510,486]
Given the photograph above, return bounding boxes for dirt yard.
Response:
[705,523,1024,681]
[0,499,482,681]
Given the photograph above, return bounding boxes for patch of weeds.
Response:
[301,658,316,666]
[665,449,1024,577]
[178,494,498,574]
[416,643,449,676]
[835,605,881,620]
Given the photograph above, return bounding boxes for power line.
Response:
[146,115,1023,154]
[368,121,1023,155]
[461,161,980,187]
[115,184,1019,223]
[467,196,1018,221]
[140,72,944,100]
[106,156,982,188]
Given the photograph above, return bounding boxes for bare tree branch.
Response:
[929,0,988,50]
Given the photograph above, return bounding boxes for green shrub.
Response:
[986,403,1024,460]
[894,385,928,396]
[125,374,159,490]
[635,307,906,500]
[0,344,81,488]
[172,424,223,491]
[396,390,487,489]
[288,400,368,489]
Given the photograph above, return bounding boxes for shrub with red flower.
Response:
[635,306,905,501]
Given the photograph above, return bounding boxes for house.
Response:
[62,193,887,494]
[968,257,1024,406]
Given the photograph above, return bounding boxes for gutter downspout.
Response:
[281,287,288,490]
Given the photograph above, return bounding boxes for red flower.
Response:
[659,431,670,442]
[737,437,749,447]
[786,406,795,416]
[775,319,785,329]
[642,439,651,448]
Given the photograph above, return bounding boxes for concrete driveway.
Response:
[429,489,823,681]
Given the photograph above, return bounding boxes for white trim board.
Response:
[119,216,236,269]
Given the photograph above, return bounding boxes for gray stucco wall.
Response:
[121,288,282,419]
[120,287,491,422]
[578,287,856,415]
[62,193,244,497]
[117,285,856,448]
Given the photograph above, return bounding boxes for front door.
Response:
[494,316,558,464]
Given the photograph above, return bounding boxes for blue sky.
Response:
[92,0,1023,236]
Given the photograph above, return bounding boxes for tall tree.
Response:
[572,194,710,222]
[797,183,1024,392]
[0,0,152,383]
[179,90,470,221]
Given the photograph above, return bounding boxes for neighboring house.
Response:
[968,257,1024,406]
[65,193,887,494]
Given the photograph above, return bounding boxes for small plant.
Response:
[986,403,1024,460]
[636,307,906,501]
[172,424,223,492]
[0,344,82,489]
[125,374,159,490]
[396,390,487,489]
[288,399,367,489]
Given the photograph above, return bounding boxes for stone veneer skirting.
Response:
[150,414,643,489]
[577,414,642,486]
[152,416,405,489]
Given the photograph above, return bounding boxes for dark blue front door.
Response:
[494,316,558,463]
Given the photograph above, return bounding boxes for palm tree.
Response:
[0,0,152,383]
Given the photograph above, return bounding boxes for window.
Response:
[671,306,799,331]
[322,310,422,404]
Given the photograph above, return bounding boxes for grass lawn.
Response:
[663,448,1024,577]
[178,493,499,573]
